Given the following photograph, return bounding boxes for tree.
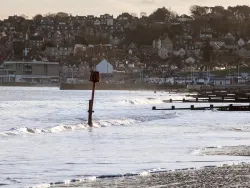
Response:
[44,13,56,18]
[148,7,172,22]
[19,14,28,19]
[125,24,169,45]
[210,6,225,15]
[56,12,69,18]
[117,12,134,21]
[228,5,250,18]
[33,14,43,25]
[190,5,209,18]
[13,42,25,56]
[201,41,213,70]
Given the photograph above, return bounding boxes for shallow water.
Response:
[0,87,250,188]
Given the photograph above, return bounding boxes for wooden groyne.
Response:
[152,104,250,111]
[164,97,250,103]
[164,87,250,103]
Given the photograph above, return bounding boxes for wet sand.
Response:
[48,145,250,188]
[55,163,250,187]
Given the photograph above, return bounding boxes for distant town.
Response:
[1,5,250,86]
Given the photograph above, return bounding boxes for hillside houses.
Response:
[1,6,250,85]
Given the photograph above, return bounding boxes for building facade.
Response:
[2,61,59,83]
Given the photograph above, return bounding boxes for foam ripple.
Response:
[0,113,178,137]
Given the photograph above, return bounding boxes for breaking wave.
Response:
[0,113,179,137]
[120,98,164,105]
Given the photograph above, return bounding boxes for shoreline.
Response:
[52,162,250,188]
[0,83,59,87]
[49,145,250,188]
[59,83,188,92]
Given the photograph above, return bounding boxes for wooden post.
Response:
[191,105,194,110]
[88,71,100,127]
[229,104,233,111]
[172,106,175,110]
[88,100,93,126]
[210,104,214,109]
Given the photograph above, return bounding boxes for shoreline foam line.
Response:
[29,161,250,188]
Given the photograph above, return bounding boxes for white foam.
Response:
[191,149,201,155]
[29,183,51,188]
[139,171,150,177]
[85,176,97,182]
[0,113,176,137]
[120,98,164,105]
[48,124,87,133]
[64,179,71,184]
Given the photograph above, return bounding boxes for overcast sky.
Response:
[0,0,250,19]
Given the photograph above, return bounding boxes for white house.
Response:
[152,39,161,49]
[158,47,168,59]
[238,38,245,47]
[161,36,173,54]
[96,59,113,74]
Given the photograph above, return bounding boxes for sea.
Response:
[1,87,250,188]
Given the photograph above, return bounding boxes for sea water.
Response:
[0,87,250,188]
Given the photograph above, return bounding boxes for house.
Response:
[224,33,235,41]
[0,31,7,39]
[176,15,193,22]
[158,47,168,59]
[179,48,186,57]
[41,18,54,30]
[139,45,155,55]
[29,35,44,48]
[52,31,63,46]
[238,47,250,59]
[237,38,245,47]
[161,35,173,54]
[210,39,225,49]
[200,32,213,39]
[152,39,161,50]
[100,14,114,26]
[210,76,233,86]
[185,42,200,57]
[94,19,101,26]
[127,43,138,55]
[3,61,60,83]
[96,59,113,73]
[12,32,25,43]
[224,39,237,51]
[44,45,74,60]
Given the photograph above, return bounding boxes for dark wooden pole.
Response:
[88,82,96,127]
[88,71,100,127]
[88,99,93,126]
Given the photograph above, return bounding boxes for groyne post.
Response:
[88,71,100,127]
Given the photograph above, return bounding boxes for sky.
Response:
[0,0,250,19]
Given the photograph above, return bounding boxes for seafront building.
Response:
[0,61,59,84]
